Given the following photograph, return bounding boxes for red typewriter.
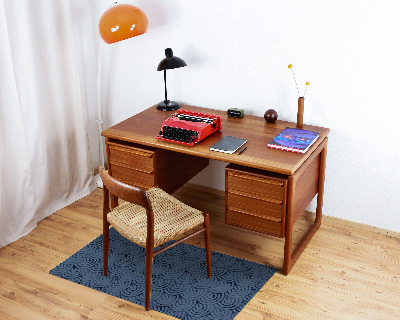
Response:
[156,109,222,146]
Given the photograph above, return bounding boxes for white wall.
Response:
[79,0,400,232]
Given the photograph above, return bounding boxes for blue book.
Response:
[267,127,319,154]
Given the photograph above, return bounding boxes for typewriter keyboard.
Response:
[159,126,199,144]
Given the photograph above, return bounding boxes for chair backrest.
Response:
[99,165,152,212]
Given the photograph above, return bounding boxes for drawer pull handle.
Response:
[229,207,282,222]
[228,172,283,187]
[228,190,283,205]
[110,145,153,158]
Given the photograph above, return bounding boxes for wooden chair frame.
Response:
[99,166,211,311]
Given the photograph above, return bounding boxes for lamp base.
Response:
[156,100,180,111]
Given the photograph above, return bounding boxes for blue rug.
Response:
[50,228,276,320]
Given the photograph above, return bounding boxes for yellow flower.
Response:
[288,64,293,68]
[306,82,310,85]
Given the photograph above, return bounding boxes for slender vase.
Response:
[297,97,304,129]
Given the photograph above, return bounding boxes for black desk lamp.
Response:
[156,48,187,111]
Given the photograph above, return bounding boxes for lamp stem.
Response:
[164,69,168,103]
[95,40,106,188]
[96,40,105,170]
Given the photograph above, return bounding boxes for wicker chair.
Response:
[99,166,211,310]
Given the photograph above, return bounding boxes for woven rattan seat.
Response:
[107,187,204,248]
[99,166,211,311]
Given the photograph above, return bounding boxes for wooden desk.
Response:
[102,104,329,274]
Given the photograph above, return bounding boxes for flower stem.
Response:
[290,69,299,96]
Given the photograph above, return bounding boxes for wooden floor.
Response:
[1,184,399,320]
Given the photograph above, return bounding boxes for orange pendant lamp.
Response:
[99,3,148,44]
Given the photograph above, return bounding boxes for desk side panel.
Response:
[290,139,327,222]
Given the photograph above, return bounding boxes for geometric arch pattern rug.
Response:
[50,228,276,320]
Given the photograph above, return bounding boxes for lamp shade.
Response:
[157,48,187,71]
[99,4,148,44]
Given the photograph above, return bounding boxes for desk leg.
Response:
[283,144,327,275]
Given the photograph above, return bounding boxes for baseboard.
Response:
[322,215,400,239]
[182,183,400,240]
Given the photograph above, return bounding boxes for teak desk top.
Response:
[102,104,330,176]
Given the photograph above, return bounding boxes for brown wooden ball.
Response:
[264,109,278,123]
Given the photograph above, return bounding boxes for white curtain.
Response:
[0,0,96,247]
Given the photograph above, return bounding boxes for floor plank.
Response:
[0,185,399,319]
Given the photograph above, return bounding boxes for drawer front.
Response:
[225,164,287,238]
[111,164,154,190]
[227,190,284,221]
[226,208,283,237]
[109,144,154,173]
[226,170,285,201]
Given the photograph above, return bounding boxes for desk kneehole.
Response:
[225,164,288,238]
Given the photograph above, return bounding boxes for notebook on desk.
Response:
[209,136,247,154]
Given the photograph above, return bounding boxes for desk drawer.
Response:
[109,143,154,173]
[111,164,153,190]
[225,164,287,238]
[227,190,284,221]
[226,170,285,201]
[226,208,283,237]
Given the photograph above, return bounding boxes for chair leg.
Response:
[203,212,211,278]
[145,244,154,311]
[103,219,110,276]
